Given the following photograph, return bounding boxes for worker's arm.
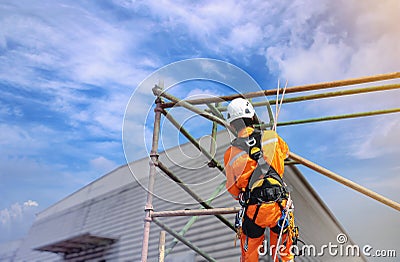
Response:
[224,147,257,199]
[278,135,289,159]
[224,147,241,199]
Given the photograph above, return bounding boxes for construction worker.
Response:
[224,98,295,261]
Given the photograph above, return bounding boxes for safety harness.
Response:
[231,128,290,207]
[232,129,300,252]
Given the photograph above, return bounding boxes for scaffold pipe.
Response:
[162,72,400,108]
[289,152,400,211]
[276,108,400,127]
[153,219,217,262]
[158,231,166,262]
[141,96,163,262]
[165,181,226,256]
[157,161,235,231]
[213,83,400,112]
[162,110,225,171]
[152,207,240,217]
[152,85,236,134]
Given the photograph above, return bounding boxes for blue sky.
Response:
[0,0,399,258]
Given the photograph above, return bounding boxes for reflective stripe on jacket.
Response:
[224,127,289,199]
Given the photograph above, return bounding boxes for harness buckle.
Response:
[246,137,257,147]
[277,210,290,230]
[251,150,262,160]
[235,207,245,229]
[238,191,250,207]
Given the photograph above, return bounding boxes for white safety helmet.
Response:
[226,98,255,124]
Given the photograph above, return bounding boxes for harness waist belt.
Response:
[245,185,290,205]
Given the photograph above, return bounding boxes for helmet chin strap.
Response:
[252,114,261,127]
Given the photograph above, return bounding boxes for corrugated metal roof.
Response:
[13,131,366,261]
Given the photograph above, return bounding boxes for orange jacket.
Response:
[224,127,289,199]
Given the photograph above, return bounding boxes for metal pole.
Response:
[213,83,400,112]
[162,72,400,107]
[152,207,241,217]
[269,83,400,105]
[158,231,166,262]
[274,108,400,127]
[157,161,235,231]
[264,97,276,129]
[165,181,226,256]
[289,152,400,211]
[153,85,236,134]
[206,103,224,119]
[208,121,218,167]
[162,109,225,171]
[210,121,218,156]
[284,160,299,165]
[141,96,163,261]
[205,102,225,164]
[153,218,217,262]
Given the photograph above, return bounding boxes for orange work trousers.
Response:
[240,201,294,261]
[240,229,293,261]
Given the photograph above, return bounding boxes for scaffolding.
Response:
[141,72,400,261]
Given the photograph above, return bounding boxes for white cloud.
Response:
[135,0,267,54]
[0,201,39,226]
[225,22,263,51]
[267,35,352,83]
[265,0,400,82]
[68,92,130,140]
[0,1,154,163]
[0,1,146,87]
[0,1,151,113]
[2,0,397,92]
[184,88,222,100]
[23,200,39,207]
[0,200,40,242]
[142,1,229,38]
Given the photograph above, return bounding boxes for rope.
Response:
[274,79,280,131]
[273,80,290,261]
[273,79,288,131]
[273,192,292,262]
[277,80,288,121]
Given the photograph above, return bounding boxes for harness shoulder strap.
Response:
[231,129,262,160]
[232,129,282,189]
